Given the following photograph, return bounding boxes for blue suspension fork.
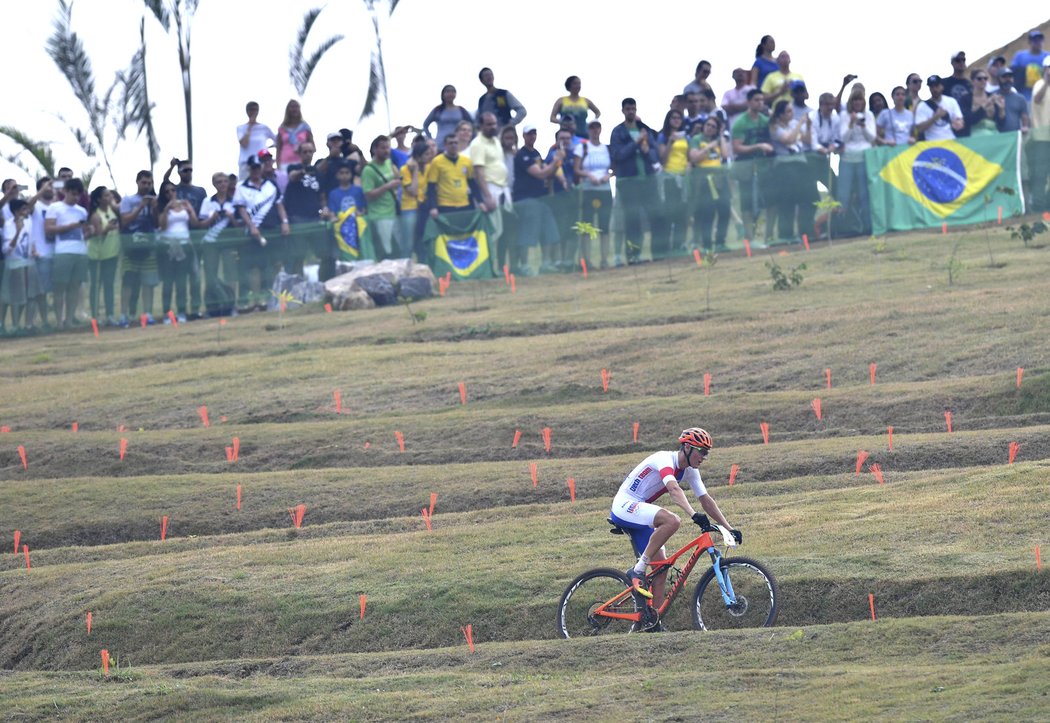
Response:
[707,547,737,606]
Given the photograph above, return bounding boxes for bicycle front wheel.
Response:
[557,568,639,639]
[691,556,779,630]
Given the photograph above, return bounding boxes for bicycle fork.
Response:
[707,549,738,607]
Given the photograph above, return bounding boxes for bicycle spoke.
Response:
[692,558,779,630]
[557,569,639,638]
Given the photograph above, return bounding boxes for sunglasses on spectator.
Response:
[975,76,989,81]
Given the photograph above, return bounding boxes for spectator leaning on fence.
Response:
[198,173,238,317]
[511,124,561,275]
[689,116,731,253]
[731,89,774,243]
[573,120,613,269]
[768,100,817,245]
[877,87,917,146]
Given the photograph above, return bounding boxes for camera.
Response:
[53,180,65,190]
[338,128,355,158]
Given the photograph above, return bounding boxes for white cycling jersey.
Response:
[616,450,707,503]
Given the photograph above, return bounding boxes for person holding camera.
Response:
[838,89,876,237]
[914,76,964,141]
[118,171,161,325]
[44,178,91,329]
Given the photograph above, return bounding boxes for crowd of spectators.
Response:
[2,31,1048,335]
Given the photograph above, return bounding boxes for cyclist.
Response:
[611,427,741,626]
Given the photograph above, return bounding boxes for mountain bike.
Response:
[557,514,779,638]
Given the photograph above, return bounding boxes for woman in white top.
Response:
[876,86,917,146]
[573,120,614,268]
[2,199,40,333]
[43,177,91,328]
[157,181,201,323]
[838,90,877,236]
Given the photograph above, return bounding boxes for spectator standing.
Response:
[400,138,432,261]
[573,120,613,268]
[199,173,239,316]
[731,89,775,243]
[426,133,478,218]
[904,73,923,110]
[160,158,207,318]
[1010,29,1049,100]
[837,91,876,236]
[87,186,120,326]
[790,81,812,130]
[609,98,660,264]
[234,155,287,312]
[750,35,778,90]
[469,112,510,272]
[275,100,313,172]
[283,141,323,274]
[985,55,1007,94]
[29,178,55,329]
[44,178,89,328]
[511,124,561,275]
[995,70,1030,133]
[683,60,713,96]
[324,161,368,261]
[389,125,412,167]
[118,171,160,325]
[655,109,691,258]
[477,68,527,127]
[869,92,888,118]
[316,131,363,201]
[877,87,917,145]
[942,52,974,137]
[455,119,476,154]
[157,181,201,324]
[761,52,804,108]
[498,125,520,273]
[914,76,964,141]
[362,135,402,260]
[237,101,276,179]
[768,100,817,244]
[550,76,600,139]
[1028,59,1050,212]
[2,200,39,334]
[967,71,1005,136]
[542,128,578,272]
[721,68,756,128]
[689,116,731,252]
[422,85,473,144]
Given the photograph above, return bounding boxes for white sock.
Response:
[633,554,650,575]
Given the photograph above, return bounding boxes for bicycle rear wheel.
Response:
[691,556,779,630]
[557,568,639,639]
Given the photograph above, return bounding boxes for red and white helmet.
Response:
[678,427,713,450]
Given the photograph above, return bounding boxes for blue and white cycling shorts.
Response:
[610,491,662,557]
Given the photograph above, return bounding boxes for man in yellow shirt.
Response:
[469,112,508,272]
[760,52,804,109]
[426,134,479,218]
[1029,58,1050,212]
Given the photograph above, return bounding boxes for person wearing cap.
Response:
[476,68,527,128]
[237,102,276,180]
[995,69,1030,134]
[1010,29,1049,100]
[1028,56,1050,211]
[986,56,1007,94]
[759,51,803,108]
[914,76,964,141]
[789,81,815,147]
[511,124,561,275]
[389,126,413,167]
[232,154,287,311]
[942,52,974,137]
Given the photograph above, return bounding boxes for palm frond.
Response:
[289,8,322,95]
[46,0,97,117]
[389,0,400,14]
[142,0,170,30]
[0,126,57,178]
[359,51,383,121]
[299,35,344,96]
[115,21,160,167]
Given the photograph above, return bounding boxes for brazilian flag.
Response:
[867,133,1024,236]
[334,204,375,261]
[424,210,494,280]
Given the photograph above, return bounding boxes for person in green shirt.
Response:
[731,89,775,242]
[88,186,122,325]
[362,135,402,260]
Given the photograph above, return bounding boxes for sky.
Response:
[2,0,1047,193]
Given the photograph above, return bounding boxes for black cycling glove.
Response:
[691,512,711,529]
[731,529,743,545]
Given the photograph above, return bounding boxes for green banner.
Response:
[867,133,1025,236]
[424,210,495,280]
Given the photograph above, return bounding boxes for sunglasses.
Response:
[975,76,989,81]
[689,446,709,459]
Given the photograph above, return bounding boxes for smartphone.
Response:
[53,180,65,190]
[16,184,27,192]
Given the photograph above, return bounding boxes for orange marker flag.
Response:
[140,313,148,328]
[600,368,610,392]
[22,544,29,570]
[1008,441,1020,465]
[1036,546,1042,571]
[87,612,92,635]
[509,273,517,293]
[744,238,752,258]
[324,303,333,313]
[567,477,576,503]
[728,464,739,486]
[232,437,240,461]
[119,438,128,461]
[225,446,234,462]
[91,318,100,337]
[581,257,588,278]
[869,363,877,385]
[236,484,242,510]
[703,372,711,396]
[802,233,810,251]
[429,492,437,517]
[160,515,168,541]
[1017,367,1024,389]
[289,504,306,529]
[462,624,475,653]
[197,405,210,428]
[167,310,178,327]
[760,422,769,445]
[438,277,448,297]
[693,248,702,266]
[333,390,342,414]
[855,450,869,475]
[502,264,510,284]
[395,430,405,452]
[811,398,822,421]
[868,593,876,621]
[542,427,552,453]
[511,429,521,448]
[13,530,20,554]
[421,507,432,531]
[632,421,639,443]
[944,410,953,433]
[359,594,367,620]
[444,272,451,285]
[101,649,110,676]
[17,445,27,470]
[825,367,832,389]
[887,426,894,451]
[364,441,371,449]
[0,425,8,433]
[941,222,947,235]
[529,462,538,488]
[117,424,126,433]
[458,382,467,405]
[1044,211,1050,222]
[72,422,78,433]
[870,463,885,485]
[997,205,1003,225]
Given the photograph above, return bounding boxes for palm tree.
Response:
[142,0,199,161]
[0,127,57,179]
[289,8,345,96]
[360,0,400,127]
[45,0,118,184]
